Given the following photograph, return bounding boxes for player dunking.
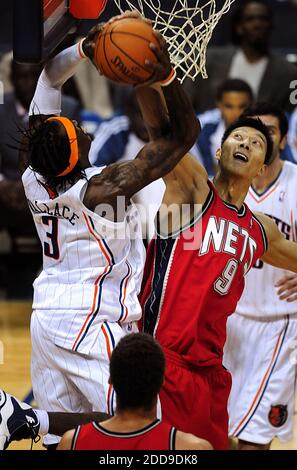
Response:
[2,13,296,453]
[17,17,199,447]
[138,87,297,449]
[224,103,297,450]
[57,333,212,450]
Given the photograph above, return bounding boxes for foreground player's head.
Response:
[216,117,273,181]
[110,333,165,413]
[27,116,92,189]
[241,102,288,164]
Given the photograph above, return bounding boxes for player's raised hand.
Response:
[82,11,152,67]
[137,31,173,88]
[107,9,152,26]
[276,274,297,302]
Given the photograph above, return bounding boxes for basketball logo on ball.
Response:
[94,17,160,85]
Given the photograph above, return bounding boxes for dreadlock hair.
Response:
[222,116,273,165]
[25,118,86,191]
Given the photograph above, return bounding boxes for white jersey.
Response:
[22,166,146,354]
[236,161,297,318]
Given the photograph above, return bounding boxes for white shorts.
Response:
[224,313,297,445]
[31,311,137,445]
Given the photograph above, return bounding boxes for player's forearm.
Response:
[281,246,297,273]
[29,42,86,116]
[263,240,297,273]
[44,41,87,88]
[136,85,170,140]
[162,77,200,148]
[48,411,110,436]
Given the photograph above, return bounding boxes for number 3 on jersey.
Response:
[42,216,60,260]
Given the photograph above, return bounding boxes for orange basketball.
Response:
[94,17,160,85]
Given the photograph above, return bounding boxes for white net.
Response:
[113,0,236,83]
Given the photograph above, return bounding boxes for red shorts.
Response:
[160,348,232,450]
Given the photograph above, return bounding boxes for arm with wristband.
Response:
[28,25,101,120]
[29,40,86,118]
[19,26,101,174]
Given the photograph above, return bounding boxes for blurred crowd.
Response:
[0,0,296,298]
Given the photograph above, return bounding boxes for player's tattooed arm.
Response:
[84,127,198,216]
[257,212,297,273]
[135,38,208,202]
[84,37,200,218]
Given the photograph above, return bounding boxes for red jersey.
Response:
[72,419,177,450]
[140,182,267,367]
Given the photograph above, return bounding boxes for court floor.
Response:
[0,301,296,451]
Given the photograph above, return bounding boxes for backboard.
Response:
[13,0,107,63]
[13,0,75,63]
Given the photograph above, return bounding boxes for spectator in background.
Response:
[196,79,253,176]
[89,88,149,167]
[0,60,81,298]
[185,0,297,114]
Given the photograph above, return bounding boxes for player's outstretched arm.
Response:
[84,37,200,210]
[136,85,208,186]
[256,212,297,273]
[135,64,208,194]
[28,24,102,125]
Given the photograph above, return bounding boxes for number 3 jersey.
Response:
[22,166,145,354]
[140,181,267,367]
[236,161,297,319]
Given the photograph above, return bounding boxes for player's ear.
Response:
[108,376,112,385]
[280,134,287,152]
[215,148,221,161]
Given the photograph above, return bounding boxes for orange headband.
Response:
[46,117,79,177]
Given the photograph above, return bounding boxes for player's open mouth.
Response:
[234,152,249,162]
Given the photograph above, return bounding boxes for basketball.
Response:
[94,17,160,85]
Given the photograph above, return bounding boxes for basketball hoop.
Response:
[113,0,237,83]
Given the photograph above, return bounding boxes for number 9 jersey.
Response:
[140,181,267,367]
